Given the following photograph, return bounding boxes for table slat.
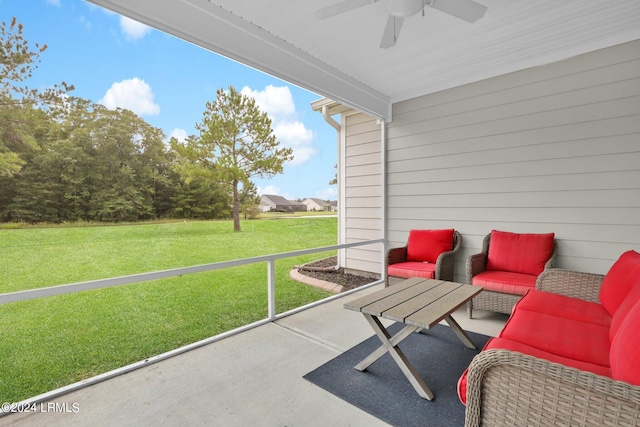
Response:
[362,281,441,317]
[343,277,425,312]
[406,285,482,329]
[383,281,458,323]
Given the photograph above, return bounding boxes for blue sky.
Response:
[2,0,339,201]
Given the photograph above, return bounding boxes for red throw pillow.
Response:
[599,250,640,316]
[406,229,455,264]
[609,281,640,342]
[485,230,555,276]
[610,297,640,385]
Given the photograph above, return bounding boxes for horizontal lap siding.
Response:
[386,39,640,279]
[343,112,382,275]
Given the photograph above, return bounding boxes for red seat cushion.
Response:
[405,229,454,264]
[486,230,555,276]
[515,289,611,327]
[457,337,613,405]
[610,297,640,385]
[387,262,436,279]
[599,250,640,316]
[471,270,537,295]
[499,309,611,367]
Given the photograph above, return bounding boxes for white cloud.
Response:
[120,16,151,41]
[316,187,338,200]
[273,121,315,166]
[170,128,188,142]
[241,85,295,121]
[257,185,281,196]
[241,85,316,166]
[98,78,160,116]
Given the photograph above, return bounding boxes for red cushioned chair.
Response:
[386,229,462,287]
[466,230,557,318]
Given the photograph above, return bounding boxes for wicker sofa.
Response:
[459,250,640,426]
[466,230,557,318]
[385,229,461,287]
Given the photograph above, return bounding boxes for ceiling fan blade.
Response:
[427,0,487,23]
[380,15,404,49]
[316,0,379,20]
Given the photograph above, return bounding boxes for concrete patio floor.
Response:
[4,284,507,427]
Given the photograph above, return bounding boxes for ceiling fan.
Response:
[316,0,487,48]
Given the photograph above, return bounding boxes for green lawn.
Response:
[0,218,336,403]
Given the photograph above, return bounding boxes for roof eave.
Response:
[87,0,392,121]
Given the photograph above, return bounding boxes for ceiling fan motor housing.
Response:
[387,0,424,17]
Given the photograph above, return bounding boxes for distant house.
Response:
[259,195,307,212]
[302,198,333,212]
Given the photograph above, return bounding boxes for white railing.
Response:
[0,238,385,414]
[0,239,385,314]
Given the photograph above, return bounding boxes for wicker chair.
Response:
[464,269,640,427]
[386,230,462,287]
[466,231,557,317]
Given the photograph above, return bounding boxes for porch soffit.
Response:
[88,0,640,122]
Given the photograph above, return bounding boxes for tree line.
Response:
[0,18,292,229]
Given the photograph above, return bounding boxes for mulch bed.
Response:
[296,256,376,291]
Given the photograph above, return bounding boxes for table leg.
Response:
[355,322,418,371]
[360,314,435,400]
[444,315,476,349]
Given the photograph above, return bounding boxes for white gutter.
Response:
[320,105,343,268]
[321,105,341,132]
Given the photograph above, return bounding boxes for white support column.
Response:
[338,114,347,268]
[380,118,387,279]
[267,259,276,320]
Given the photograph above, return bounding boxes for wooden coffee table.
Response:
[344,277,482,400]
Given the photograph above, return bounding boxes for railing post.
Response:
[267,259,276,320]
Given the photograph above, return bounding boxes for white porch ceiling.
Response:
[88,0,640,121]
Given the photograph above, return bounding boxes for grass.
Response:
[0,218,337,403]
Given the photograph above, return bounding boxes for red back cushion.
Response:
[610,280,640,342]
[485,230,555,276]
[406,229,455,264]
[610,297,640,385]
[600,250,640,316]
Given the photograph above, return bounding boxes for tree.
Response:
[329,163,337,185]
[170,174,232,220]
[195,85,293,231]
[3,99,172,223]
[85,106,169,222]
[0,18,183,224]
[170,135,232,220]
[7,108,83,223]
[0,17,71,177]
[239,181,260,220]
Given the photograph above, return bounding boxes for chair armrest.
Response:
[434,230,462,281]
[465,253,487,284]
[386,246,408,267]
[465,349,640,427]
[536,268,604,302]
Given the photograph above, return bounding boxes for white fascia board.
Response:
[88,0,392,121]
[310,98,353,117]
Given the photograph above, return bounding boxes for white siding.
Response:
[386,39,640,281]
[342,112,383,276]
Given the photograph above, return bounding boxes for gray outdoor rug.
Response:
[303,323,490,427]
